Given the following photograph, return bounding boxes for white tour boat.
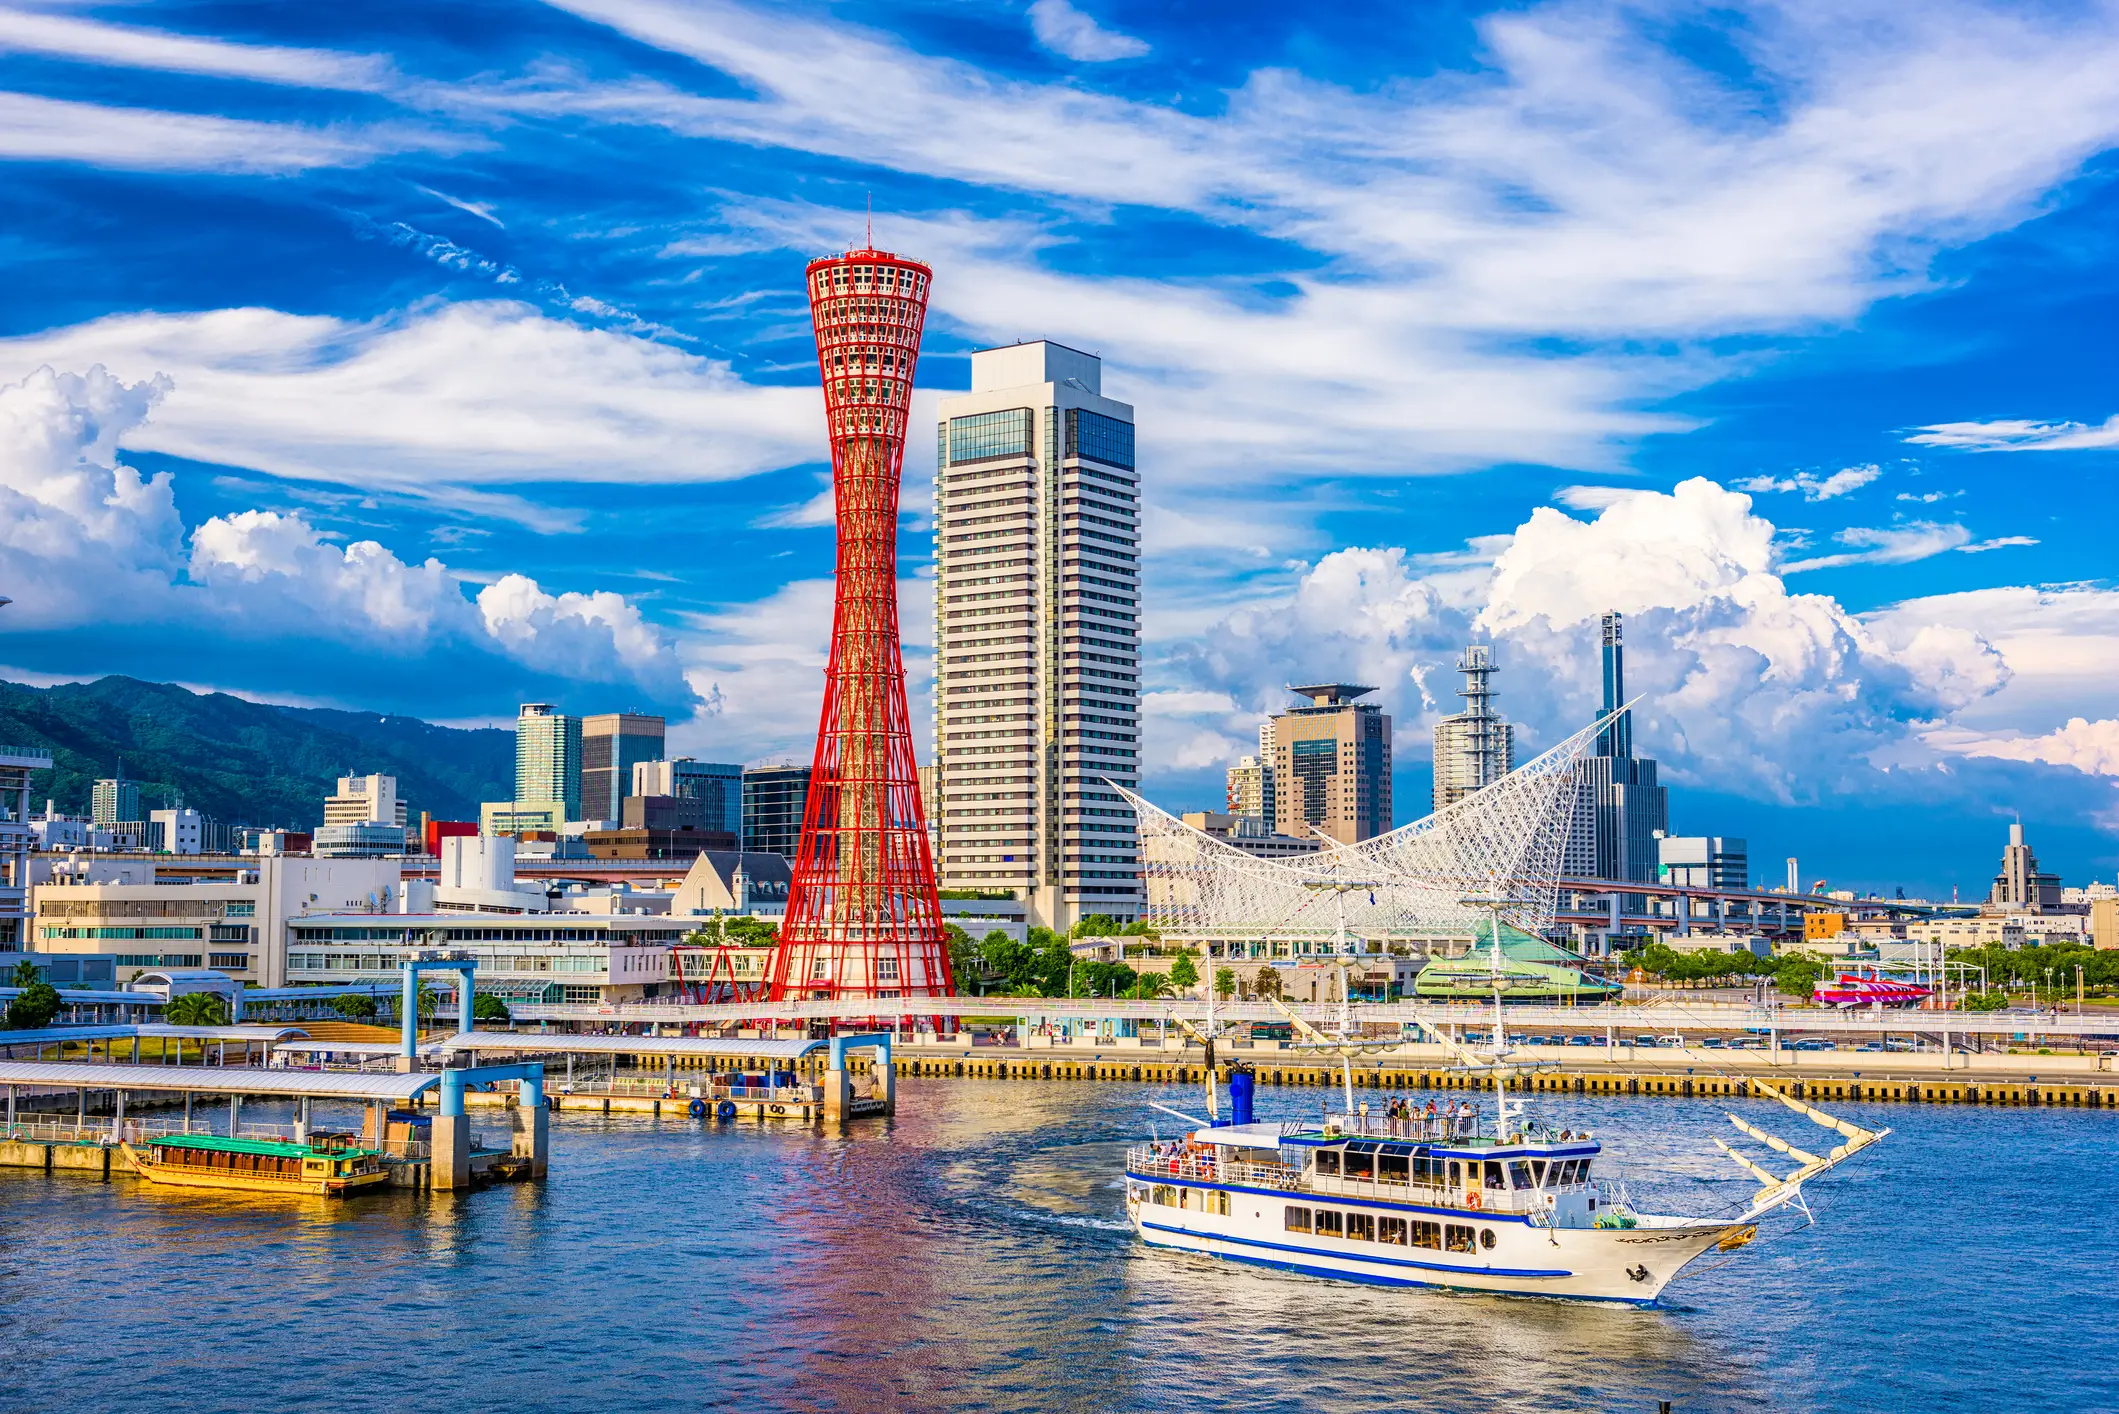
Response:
[1125,894,1887,1305]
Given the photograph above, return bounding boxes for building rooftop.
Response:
[1287,684,1378,707]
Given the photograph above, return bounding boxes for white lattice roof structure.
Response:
[1122,713,1609,949]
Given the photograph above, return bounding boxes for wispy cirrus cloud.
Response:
[1906,415,2119,452]
[0,302,817,505]
[0,90,424,172]
[1781,522,1971,572]
[0,7,394,90]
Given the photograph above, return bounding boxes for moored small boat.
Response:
[120,1132,389,1197]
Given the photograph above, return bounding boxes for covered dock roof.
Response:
[0,1062,438,1102]
[435,1031,830,1061]
[0,1024,311,1052]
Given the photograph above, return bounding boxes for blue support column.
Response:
[401,969,418,1063]
[457,965,474,1037]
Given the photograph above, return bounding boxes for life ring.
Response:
[716,1100,737,1121]
[769,1104,786,1115]
[1466,1191,1483,1211]
[688,1098,707,1119]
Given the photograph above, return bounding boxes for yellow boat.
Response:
[119,1132,390,1197]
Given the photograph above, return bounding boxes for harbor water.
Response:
[0,1078,2110,1413]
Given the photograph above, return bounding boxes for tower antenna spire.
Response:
[866,191,872,249]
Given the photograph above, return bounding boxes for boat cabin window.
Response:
[1483,1161,1505,1189]
[1379,1217,1408,1246]
[1313,1149,1341,1177]
[1343,1143,1376,1180]
[1345,1213,1375,1242]
[1378,1147,1410,1183]
[1413,1153,1438,1183]
[1508,1161,1534,1190]
[1314,1210,1344,1237]
[1530,1159,1548,1186]
[1285,1206,1312,1233]
[1412,1219,1442,1249]
[1445,1223,1477,1253]
[1446,1160,1462,1187]
[1480,1228,1497,1249]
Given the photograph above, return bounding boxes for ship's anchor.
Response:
[1626,1265,1652,1283]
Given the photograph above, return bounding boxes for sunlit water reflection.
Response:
[0,1078,2108,1412]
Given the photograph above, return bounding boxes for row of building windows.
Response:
[38,899,255,919]
[43,925,202,940]
[948,408,1036,465]
[114,953,202,968]
[1065,409,1136,470]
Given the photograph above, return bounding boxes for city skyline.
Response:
[1,1,2117,897]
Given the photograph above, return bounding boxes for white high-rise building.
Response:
[1432,645,1515,811]
[323,774,406,828]
[933,341,1141,929]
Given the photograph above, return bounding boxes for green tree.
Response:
[331,993,379,1020]
[1214,967,1237,1000]
[472,993,512,1023]
[5,980,62,1030]
[1133,970,1173,1000]
[8,959,38,989]
[1773,955,1826,999]
[1961,988,2010,1013]
[1168,951,1199,992]
[1070,914,1122,939]
[164,991,229,1027]
[1252,966,1284,1001]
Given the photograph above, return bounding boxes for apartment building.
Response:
[933,341,1141,928]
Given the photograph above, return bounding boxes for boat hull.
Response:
[119,1142,390,1198]
[1125,1181,1741,1305]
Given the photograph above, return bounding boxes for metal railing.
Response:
[1125,1145,1305,1192]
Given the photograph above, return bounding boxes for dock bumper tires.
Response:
[716,1101,737,1122]
[689,1098,708,1119]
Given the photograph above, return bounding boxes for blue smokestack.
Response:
[1228,1069,1255,1127]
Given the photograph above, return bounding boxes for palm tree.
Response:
[8,959,38,989]
[164,991,229,1027]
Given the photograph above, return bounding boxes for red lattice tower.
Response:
[768,246,953,1005]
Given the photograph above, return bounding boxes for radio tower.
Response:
[768,242,953,1004]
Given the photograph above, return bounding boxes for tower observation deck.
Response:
[768,247,953,1003]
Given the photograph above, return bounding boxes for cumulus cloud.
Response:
[1156,478,2012,806]
[1736,464,1883,501]
[0,363,689,706]
[0,303,817,508]
[1905,414,2119,452]
[1956,718,2119,777]
[1028,0,1150,62]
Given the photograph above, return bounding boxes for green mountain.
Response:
[0,676,513,828]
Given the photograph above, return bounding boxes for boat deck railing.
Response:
[1125,1146,1306,1192]
[551,1077,824,1105]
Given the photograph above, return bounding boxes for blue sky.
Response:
[2,0,2117,898]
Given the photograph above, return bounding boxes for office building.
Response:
[932,340,1142,927]
[1432,645,1516,811]
[147,807,204,856]
[324,774,407,829]
[1989,822,2063,910]
[313,822,408,858]
[583,794,738,860]
[1265,684,1391,845]
[1563,613,1668,883]
[1180,811,1322,861]
[92,776,140,827]
[1225,755,1270,825]
[2,746,53,949]
[742,765,812,859]
[633,759,743,837]
[582,713,665,824]
[30,854,401,987]
[1658,835,1748,890]
[514,703,582,821]
[480,800,566,837]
